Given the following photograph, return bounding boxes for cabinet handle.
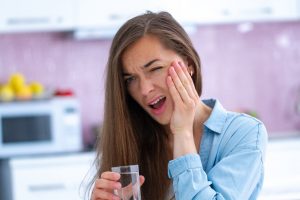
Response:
[7,17,50,25]
[28,184,66,192]
[6,17,64,26]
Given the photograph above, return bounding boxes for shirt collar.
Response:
[203,99,227,134]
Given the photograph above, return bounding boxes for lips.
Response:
[148,96,166,115]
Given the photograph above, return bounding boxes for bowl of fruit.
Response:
[0,73,48,102]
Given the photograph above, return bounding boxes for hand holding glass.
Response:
[111,165,141,200]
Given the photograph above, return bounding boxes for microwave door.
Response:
[0,111,56,158]
[2,115,52,144]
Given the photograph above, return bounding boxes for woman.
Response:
[90,11,268,200]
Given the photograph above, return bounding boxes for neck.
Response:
[194,100,212,131]
[192,101,212,150]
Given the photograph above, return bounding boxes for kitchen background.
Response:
[1,17,300,145]
[1,0,300,199]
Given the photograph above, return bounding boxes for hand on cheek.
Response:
[166,61,198,136]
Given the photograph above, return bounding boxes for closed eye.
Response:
[150,66,163,72]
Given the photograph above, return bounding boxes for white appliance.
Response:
[0,97,83,158]
[0,152,96,200]
[0,0,76,33]
[74,0,300,39]
[259,136,300,199]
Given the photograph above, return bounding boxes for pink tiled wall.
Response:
[1,21,300,144]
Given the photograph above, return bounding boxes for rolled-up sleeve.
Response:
[168,123,267,200]
[168,154,218,200]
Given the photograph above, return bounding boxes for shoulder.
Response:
[220,112,268,155]
[226,112,267,136]
[203,99,268,156]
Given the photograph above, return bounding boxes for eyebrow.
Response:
[143,59,160,68]
[123,59,160,76]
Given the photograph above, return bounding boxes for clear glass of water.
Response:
[111,165,141,200]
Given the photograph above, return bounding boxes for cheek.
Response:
[154,68,169,86]
[155,74,167,86]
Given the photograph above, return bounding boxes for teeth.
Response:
[150,96,164,105]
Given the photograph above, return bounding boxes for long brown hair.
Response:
[94,11,202,200]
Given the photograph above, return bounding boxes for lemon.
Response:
[0,84,15,102]
[15,85,32,100]
[9,73,25,93]
[30,82,44,96]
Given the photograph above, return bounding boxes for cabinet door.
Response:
[162,0,300,25]
[0,0,76,33]
[259,139,300,199]
[74,0,163,39]
[76,0,163,28]
[215,0,300,23]
[10,153,95,200]
[74,0,300,39]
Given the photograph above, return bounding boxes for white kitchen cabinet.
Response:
[74,0,300,39]
[74,0,164,39]
[0,0,76,33]
[214,0,300,24]
[0,152,96,200]
[163,0,300,25]
[259,137,300,199]
[75,0,164,29]
[1,0,299,35]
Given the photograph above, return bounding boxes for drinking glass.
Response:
[111,165,141,200]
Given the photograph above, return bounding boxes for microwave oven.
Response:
[0,97,83,158]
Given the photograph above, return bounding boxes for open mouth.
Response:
[149,96,166,110]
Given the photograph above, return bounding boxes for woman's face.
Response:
[122,35,188,125]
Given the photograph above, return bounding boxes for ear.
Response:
[186,57,195,76]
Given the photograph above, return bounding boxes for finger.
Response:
[92,188,120,200]
[174,61,197,100]
[168,66,190,103]
[167,75,183,105]
[139,175,145,186]
[101,172,121,181]
[94,178,122,191]
[178,61,199,100]
[173,61,191,88]
[179,61,194,85]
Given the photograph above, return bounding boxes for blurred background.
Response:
[0,0,300,199]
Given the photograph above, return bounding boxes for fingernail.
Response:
[114,173,121,179]
[116,182,122,189]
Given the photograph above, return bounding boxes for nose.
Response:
[139,77,154,96]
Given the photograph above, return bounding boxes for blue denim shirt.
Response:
[168,99,268,200]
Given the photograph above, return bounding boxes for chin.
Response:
[145,107,171,125]
[152,116,170,125]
